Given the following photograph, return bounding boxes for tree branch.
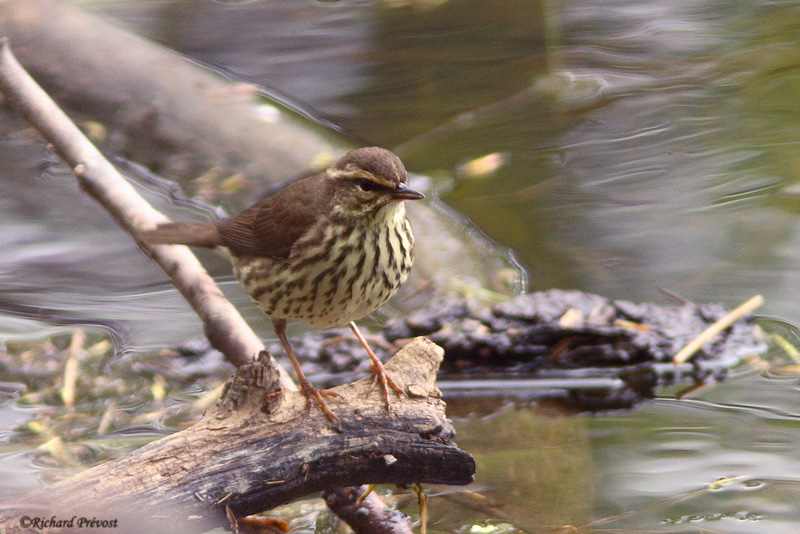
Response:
[0,37,267,371]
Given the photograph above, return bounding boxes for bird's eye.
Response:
[357,178,379,192]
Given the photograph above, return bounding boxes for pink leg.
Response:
[349,321,404,411]
[274,319,341,429]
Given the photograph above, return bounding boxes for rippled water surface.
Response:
[4,0,800,532]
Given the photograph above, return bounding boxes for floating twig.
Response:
[673,295,764,365]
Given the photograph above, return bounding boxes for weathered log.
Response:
[0,338,475,534]
[0,0,346,186]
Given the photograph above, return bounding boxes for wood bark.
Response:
[323,486,415,534]
[0,338,475,534]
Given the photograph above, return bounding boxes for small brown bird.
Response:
[141,147,423,426]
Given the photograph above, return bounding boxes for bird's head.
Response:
[327,147,424,218]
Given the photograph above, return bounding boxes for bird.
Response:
[140,147,424,427]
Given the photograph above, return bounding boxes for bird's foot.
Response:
[368,358,405,413]
[299,378,342,431]
[348,321,405,412]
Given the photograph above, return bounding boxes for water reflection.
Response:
[589,388,800,533]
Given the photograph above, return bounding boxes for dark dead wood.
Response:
[0,338,474,534]
[323,486,414,534]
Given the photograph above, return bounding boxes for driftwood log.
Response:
[0,338,474,534]
[0,0,347,187]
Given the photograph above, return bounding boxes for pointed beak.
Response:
[390,182,425,201]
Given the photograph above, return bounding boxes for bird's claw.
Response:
[368,360,405,413]
[299,379,342,431]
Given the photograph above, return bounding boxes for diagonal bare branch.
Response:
[0,37,272,372]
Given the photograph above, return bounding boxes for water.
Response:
[3,0,800,531]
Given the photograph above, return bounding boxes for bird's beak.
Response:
[390,182,425,201]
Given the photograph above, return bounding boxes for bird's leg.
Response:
[349,321,405,411]
[273,319,341,429]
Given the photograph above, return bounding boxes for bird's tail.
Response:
[139,222,222,248]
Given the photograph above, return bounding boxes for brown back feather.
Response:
[215,173,331,258]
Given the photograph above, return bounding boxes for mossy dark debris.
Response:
[280,290,768,411]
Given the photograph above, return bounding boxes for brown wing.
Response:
[215,175,328,258]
